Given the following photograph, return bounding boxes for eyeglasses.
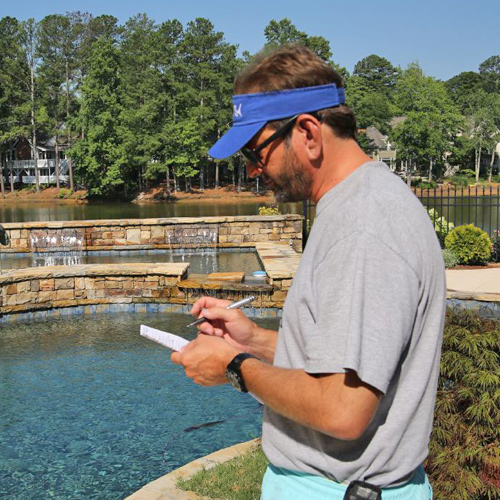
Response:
[240,115,299,167]
[240,112,322,167]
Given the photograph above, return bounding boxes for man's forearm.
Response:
[245,326,277,363]
[240,359,381,441]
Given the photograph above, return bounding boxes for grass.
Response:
[177,443,269,500]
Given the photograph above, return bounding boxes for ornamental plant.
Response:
[258,206,281,216]
[427,308,500,500]
[444,224,491,265]
[427,208,454,246]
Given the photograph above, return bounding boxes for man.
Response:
[172,44,446,500]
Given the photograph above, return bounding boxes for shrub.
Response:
[444,224,491,265]
[428,308,500,500]
[451,175,472,187]
[491,230,500,263]
[426,208,454,246]
[417,180,438,189]
[442,249,459,268]
[258,205,280,216]
[59,188,73,199]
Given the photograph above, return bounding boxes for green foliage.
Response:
[490,230,500,263]
[418,180,438,189]
[479,54,500,93]
[426,208,454,245]
[70,37,126,196]
[442,249,459,268]
[444,224,492,265]
[428,308,500,500]
[178,444,268,500]
[351,91,392,134]
[352,54,399,97]
[258,205,280,216]
[264,18,332,62]
[58,188,73,199]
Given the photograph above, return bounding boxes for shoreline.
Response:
[0,186,276,205]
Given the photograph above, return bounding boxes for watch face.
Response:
[226,368,244,392]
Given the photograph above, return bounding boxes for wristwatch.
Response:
[226,353,258,392]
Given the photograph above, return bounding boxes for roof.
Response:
[365,126,388,149]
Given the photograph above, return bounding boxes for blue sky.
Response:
[2,0,498,81]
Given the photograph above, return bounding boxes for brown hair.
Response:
[234,44,357,140]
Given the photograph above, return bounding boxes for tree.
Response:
[264,18,332,62]
[353,54,399,98]
[351,91,392,133]
[119,14,165,193]
[37,13,82,189]
[479,54,500,94]
[445,71,484,113]
[19,18,54,193]
[162,116,203,192]
[463,90,500,182]
[180,18,239,190]
[0,16,30,194]
[70,37,126,196]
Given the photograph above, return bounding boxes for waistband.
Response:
[263,464,431,500]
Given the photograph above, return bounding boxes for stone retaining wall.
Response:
[0,243,301,321]
[0,215,303,253]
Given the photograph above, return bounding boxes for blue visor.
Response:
[208,83,346,159]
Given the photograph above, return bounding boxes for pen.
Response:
[186,296,256,327]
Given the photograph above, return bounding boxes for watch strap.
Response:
[226,353,258,392]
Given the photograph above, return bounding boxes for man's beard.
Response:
[263,144,313,203]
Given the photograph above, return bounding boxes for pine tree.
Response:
[70,37,126,196]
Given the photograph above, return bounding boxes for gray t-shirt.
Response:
[262,161,446,488]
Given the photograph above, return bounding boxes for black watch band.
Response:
[225,353,258,393]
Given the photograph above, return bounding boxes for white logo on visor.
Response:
[233,104,243,118]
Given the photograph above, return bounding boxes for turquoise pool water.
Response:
[0,312,279,499]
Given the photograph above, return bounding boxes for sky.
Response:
[1,0,499,81]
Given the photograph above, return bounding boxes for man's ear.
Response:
[295,114,323,163]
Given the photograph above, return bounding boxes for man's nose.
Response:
[245,161,262,179]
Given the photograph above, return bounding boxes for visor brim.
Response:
[209,121,266,159]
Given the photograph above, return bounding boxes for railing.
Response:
[2,159,70,185]
[6,159,69,173]
[302,184,500,248]
[413,186,500,237]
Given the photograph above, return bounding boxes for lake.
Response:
[0,200,303,223]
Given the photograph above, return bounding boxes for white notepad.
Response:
[140,325,190,352]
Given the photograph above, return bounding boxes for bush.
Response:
[444,224,491,265]
[59,188,73,199]
[491,230,500,263]
[417,180,438,189]
[258,205,280,216]
[427,208,454,246]
[442,249,459,268]
[428,308,500,500]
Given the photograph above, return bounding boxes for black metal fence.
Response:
[302,186,500,249]
[413,186,500,238]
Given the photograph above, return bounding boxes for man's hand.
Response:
[171,334,239,386]
[190,296,260,352]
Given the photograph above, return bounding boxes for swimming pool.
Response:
[0,312,278,499]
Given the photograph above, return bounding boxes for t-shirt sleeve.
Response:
[304,231,419,394]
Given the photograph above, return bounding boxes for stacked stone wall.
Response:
[0,215,303,254]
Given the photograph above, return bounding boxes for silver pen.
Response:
[186,296,255,327]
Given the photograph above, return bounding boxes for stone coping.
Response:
[1,214,302,229]
[125,439,261,500]
[447,291,500,302]
[255,242,302,280]
[0,263,189,286]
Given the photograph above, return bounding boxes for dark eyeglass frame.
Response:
[240,112,321,167]
[240,115,299,167]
